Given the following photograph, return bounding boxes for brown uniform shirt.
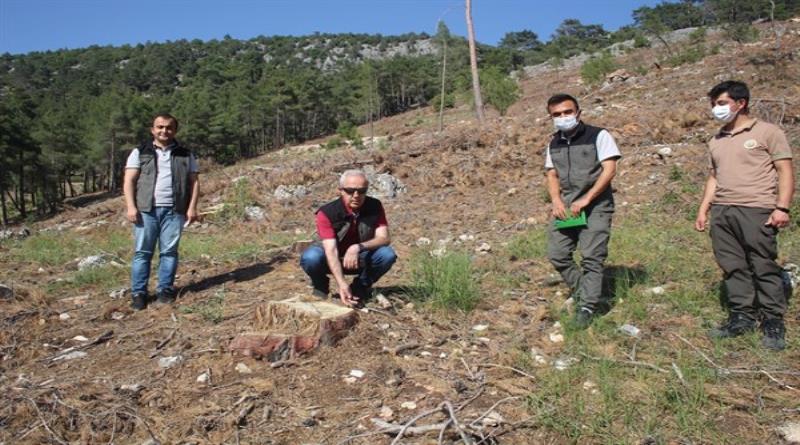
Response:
[708,119,793,208]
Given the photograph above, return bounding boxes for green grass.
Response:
[507,229,547,261]
[180,287,225,323]
[407,249,480,312]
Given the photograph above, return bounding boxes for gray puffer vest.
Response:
[134,141,193,214]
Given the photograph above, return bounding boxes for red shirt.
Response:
[316,198,388,256]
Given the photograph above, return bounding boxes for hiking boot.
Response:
[761,318,786,351]
[708,313,756,339]
[350,280,373,302]
[574,307,595,330]
[155,288,177,305]
[131,293,148,311]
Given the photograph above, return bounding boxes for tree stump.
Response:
[229,297,359,362]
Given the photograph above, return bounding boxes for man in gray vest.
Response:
[124,114,200,310]
[300,170,397,307]
[544,94,621,328]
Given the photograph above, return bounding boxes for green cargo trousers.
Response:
[710,205,786,320]
[547,209,612,310]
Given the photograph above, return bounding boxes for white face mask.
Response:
[712,104,737,123]
[553,115,579,132]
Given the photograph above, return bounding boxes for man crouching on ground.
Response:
[300,170,397,306]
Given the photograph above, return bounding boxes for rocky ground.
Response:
[1,21,800,445]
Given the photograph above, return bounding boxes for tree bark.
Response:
[466,0,485,124]
[438,35,448,133]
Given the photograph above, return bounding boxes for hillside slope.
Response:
[1,21,799,444]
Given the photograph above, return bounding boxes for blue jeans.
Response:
[300,245,397,292]
[131,207,185,296]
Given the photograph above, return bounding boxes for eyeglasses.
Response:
[341,187,368,195]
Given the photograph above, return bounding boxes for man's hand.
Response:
[338,282,359,306]
[551,198,567,220]
[765,209,790,229]
[569,197,590,217]
[126,206,139,224]
[694,212,708,232]
[186,207,200,226]
[342,244,360,270]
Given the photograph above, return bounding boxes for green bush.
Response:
[336,121,358,140]
[665,46,706,67]
[633,35,651,48]
[324,135,343,150]
[431,93,455,112]
[580,52,617,85]
[724,22,759,44]
[480,66,521,116]
[688,27,707,45]
[408,249,480,312]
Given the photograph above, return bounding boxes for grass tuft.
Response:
[407,249,480,312]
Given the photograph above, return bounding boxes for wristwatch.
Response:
[776,206,791,215]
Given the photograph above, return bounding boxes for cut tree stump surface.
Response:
[229,297,359,361]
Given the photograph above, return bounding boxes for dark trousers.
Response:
[547,209,612,310]
[710,205,786,320]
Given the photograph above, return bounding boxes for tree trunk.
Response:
[109,128,116,191]
[0,184,7,226]
[17,151,26,218]
[438,36,448,133]
[465,0,485,123]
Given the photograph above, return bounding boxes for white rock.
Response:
[553,357,578,371]
[778,421,800,442]
[506,187,518,196]
[109,288,128,299]
[476,242,492,253]
[379,405,394,420]
[244,206,267,221]
[274,184,309,201]
[439,352,447,358]
[119,383,145,394]
[111,311,125,320]
[58,351,88,361]
[476,337,491,343]
[647,286,666,296]
[234,362,252,374]
[159,356,183,369]
[343,376,358,384]
[458,234,475,242]
[375,293,392,309]
[619,324,641,337]
[549,333,564,343]
[553,321,562,329]
[415,237,431,247]
[533,354,548,365]
[656,146,673,157]
[59,313,71,321]
[196,372,210,384]
[400,401,417,410]
[78,254,109,271]
[481,410,505,426]
[72,335,89,342]
[430,247,447,257]
[349,369,365,378]
[472,324,489,332]
[420,351,433,357]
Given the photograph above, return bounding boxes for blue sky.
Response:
[0,0,663,55]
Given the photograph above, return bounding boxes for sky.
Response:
[0,0,664,55]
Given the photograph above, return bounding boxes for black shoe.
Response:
[761,318,786,351]
[131,293,148,311]
[708,313,756,339]
[155,288,177,305]
[574,307,595,330]
[350,281,373,302]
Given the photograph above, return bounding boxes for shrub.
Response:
[408,249,480,312]
[431,93,455,112]
[580,52,617,85]
[324,135,343,150]
[633,35,651,48]
[480,66,521,116]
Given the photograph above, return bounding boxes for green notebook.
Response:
[554,211,587,230]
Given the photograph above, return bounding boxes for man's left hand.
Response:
[766,209,790,228]
[343,244,360,270]
[570,197,590,216]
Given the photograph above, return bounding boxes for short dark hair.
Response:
[708,80,749,112]
[546,93,579,113]
[153,113,179,130]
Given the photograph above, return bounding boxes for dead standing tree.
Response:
[465,0,485,124]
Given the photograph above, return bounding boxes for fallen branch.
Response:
[478,363,536,381]
[674,334,799,392]
[383,342,420,356]
[390,404,445,445]
[469,396,521,428]
[579,352,670,374]
[149,329,177,358]
[45,330,114,362]
[24,397,68,445]
[443,401,473,445]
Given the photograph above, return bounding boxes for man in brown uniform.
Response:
[695,80,794,350]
